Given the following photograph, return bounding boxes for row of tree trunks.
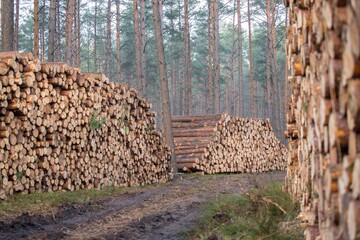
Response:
[172,114,287,173]
[0,51,172,200]
[284,0,360,239]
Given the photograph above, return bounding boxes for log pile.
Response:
[173,114,287,173]
[284,0,360,239]
[0,52,172,200]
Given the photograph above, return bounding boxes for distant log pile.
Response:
[285,0,360,239]
[172,114,287,173]
[0,52,172,200]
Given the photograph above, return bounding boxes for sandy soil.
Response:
[0,171,285,240]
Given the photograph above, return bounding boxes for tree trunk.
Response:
[34,0,39,58]
[55,0,61,61]
[66,0,75,65]
[230,0,236,115]
[1,0,14,51]
[77,0,81,67]
[105,0,112,78]
[170,1,176,115]
[177,0,184,116]
[41,0,45,62]
[116,0,121,82]
[266,0,271,119]
[151,0,176,172]
[14,0,19,50]
[213,0,220,113]
[225,81,229,113]
[140,0,146,96]
[133,0,143,93]
[184,0,192,116]
[48,0,56,61]
[237,0,243,116]
[270,0,278,133]
[94,0,98,71]
[247,0,254,117]
[207,0,213,114]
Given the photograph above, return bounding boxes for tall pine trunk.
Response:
[247,0,254,117]
[184,0,192,115]
[230,0,236,115]
[76,0,81,67]
[1,0,14,51]
[140,0,146,96]
[170,1,177,115]
[55,0,61,61]
[237,0,243,116]
[151,0,176,172]
[94,0,98,71]
[14,0,19,50]
[66,0,75,65]
[105,0,112,78]
[266,0,271,119]
[34,0,39,58]
[116,0,121,82]
[41,0,45,61]
[207,0,213,114]
[133,0,143,93]
[213,0,220,113]
[270,0,278,134]
[48,0,56,61]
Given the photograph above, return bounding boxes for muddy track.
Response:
[0,171,285,240]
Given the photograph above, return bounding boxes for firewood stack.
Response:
[0,51,172,200]
[284,0,360,239]
[173,114,287,173]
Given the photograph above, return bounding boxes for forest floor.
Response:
[0,171,285,240]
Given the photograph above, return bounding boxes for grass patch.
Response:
[183,183,302,240]
[0,185,129,219]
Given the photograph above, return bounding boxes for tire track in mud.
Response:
[0,172,285,240]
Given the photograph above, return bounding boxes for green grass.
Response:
[0,186,128,218]
[183,183,303,240]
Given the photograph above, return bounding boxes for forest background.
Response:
[0,0,288,143]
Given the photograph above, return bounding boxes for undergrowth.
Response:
[89,111,107,130]
[0,186,127,218]
[183,183,302,240]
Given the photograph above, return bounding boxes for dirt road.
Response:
[0,171,285,240]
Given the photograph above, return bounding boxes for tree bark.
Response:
[1,0,14,51]
[170,1,176,115]
[207,0,213,114]
[266,0,271,119]
[177,0,184,116]
[133,0,143,93]
[55,0,61,61]
[76,0,81,67]
[105,0,112,78]
[116,0,121,82]
[248,0,254,117]
[151,0,176,172]
[230,0,236,115]
[48,0,56,61]
[94,0,98,71]
[184,0,192,115]
[14,0,19,50]
[34,0,39,58]
[270,0,278,133]
[213,0,220,113]
[41,0,45,62]
[237,0,243,116]
[66,0,75,65]
[140,0,146,96]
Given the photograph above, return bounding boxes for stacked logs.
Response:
[284,0,360,239]
[173,114,287,173]
[0,52,172,200]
